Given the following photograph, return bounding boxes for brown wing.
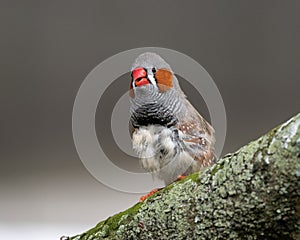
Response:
[177,107,215,167]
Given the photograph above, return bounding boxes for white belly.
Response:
[132,125,199,185]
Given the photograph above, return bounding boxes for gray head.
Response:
[130,52,181,96]
[131,52,172,72]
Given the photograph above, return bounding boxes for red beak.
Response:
[132,68,150,87]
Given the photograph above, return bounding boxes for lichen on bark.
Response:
[70,113,300,240]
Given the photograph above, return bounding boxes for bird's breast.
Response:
[130,102,178,128]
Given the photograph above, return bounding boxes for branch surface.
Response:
[70,113,300,240]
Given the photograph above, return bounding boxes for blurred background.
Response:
[1,1,299,239]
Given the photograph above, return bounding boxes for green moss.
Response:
[70,172,203,239]
[71,202,142,240]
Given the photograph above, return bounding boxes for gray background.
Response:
[1,1,299,239]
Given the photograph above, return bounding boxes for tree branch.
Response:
[68,113,300,240]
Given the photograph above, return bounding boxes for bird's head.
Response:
[129,52,180,98]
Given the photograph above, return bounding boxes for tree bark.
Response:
[69,113,300,240]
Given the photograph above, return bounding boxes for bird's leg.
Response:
[139,188,162,202]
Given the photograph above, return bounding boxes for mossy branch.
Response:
[68,113,300,240]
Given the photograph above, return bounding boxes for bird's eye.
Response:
[152,67,156,73]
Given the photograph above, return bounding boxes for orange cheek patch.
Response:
[155,69,173,92]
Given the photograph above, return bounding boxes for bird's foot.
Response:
[139,188,161,202]
[177,175,186,181]
[139,176,185,202]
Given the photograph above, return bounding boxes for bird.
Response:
[129,52,215,194]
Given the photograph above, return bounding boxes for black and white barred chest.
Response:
[129,85,184,129]
[130,102,178,128]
